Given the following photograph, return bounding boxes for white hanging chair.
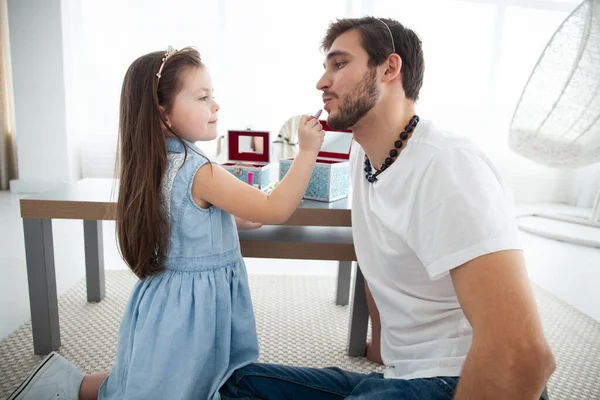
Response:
[509,0,600,247]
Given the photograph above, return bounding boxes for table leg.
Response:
[335,261,352,306]
[23,218,60,355]
[347,263,369,357]
[84,220,105,302]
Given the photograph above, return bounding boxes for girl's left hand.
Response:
[234,216,263,230]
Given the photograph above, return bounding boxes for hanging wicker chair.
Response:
[509,0,600,247]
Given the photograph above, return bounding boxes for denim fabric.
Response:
[99,138,259,400]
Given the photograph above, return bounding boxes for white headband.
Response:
[377,19,396,53]
[156,46,178,81]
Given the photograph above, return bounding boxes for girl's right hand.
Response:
[193,113,326,226]
[297,115,325,155]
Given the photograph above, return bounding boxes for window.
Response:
[76,0,347,162]
[74,0,580,183]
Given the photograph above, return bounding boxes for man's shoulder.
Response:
[405,121,505,192]
[412,120,482,154]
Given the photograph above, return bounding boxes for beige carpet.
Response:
[1,270,599,400]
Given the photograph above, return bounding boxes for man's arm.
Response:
[450,250,555,399]
[365,280,383,364]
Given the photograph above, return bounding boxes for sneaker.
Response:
[7,352,84,400]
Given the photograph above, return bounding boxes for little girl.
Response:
[9,46,324,400]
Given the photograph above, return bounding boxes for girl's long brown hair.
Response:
[116,47,203,279]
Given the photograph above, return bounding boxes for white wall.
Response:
[7,0,80,193]
[575,163,600,208]
[490,149,579,205]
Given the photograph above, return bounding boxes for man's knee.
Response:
[224,362,289,394]
[225,363,264,389]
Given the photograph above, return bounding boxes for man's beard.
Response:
[328,67,379,131]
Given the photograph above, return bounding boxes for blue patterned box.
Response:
[279,121,353,202]
[222,129,271,191]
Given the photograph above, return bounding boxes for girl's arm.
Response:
[192,114,324,225]
[234,216,262,230]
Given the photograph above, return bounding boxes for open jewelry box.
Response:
[222,129,271,191]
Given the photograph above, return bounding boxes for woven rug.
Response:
[1,270,599,400]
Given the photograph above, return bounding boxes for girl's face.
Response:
[164,66,220,142]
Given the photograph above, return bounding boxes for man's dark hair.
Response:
[322,16,424,101]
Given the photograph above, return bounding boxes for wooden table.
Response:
[20,179,369,357]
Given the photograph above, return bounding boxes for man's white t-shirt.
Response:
[350,120,522,380]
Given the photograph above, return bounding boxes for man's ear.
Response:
[382,53,402,83]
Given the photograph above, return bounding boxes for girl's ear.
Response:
[159,105,171,128]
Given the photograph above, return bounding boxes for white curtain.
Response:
[73,0,588,204]
[0,0,17,190]
[76,0,346,163]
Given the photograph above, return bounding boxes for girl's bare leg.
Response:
[79,371,109,400]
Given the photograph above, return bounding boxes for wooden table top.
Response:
[20,178,352,227]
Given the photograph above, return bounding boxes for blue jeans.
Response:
[219,363,458,400]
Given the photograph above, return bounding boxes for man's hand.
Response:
[234,216,263,230]
[450,250,555,399]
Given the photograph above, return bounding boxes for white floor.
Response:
[1,190,600,340]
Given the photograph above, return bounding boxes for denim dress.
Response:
[98,138,259,400]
